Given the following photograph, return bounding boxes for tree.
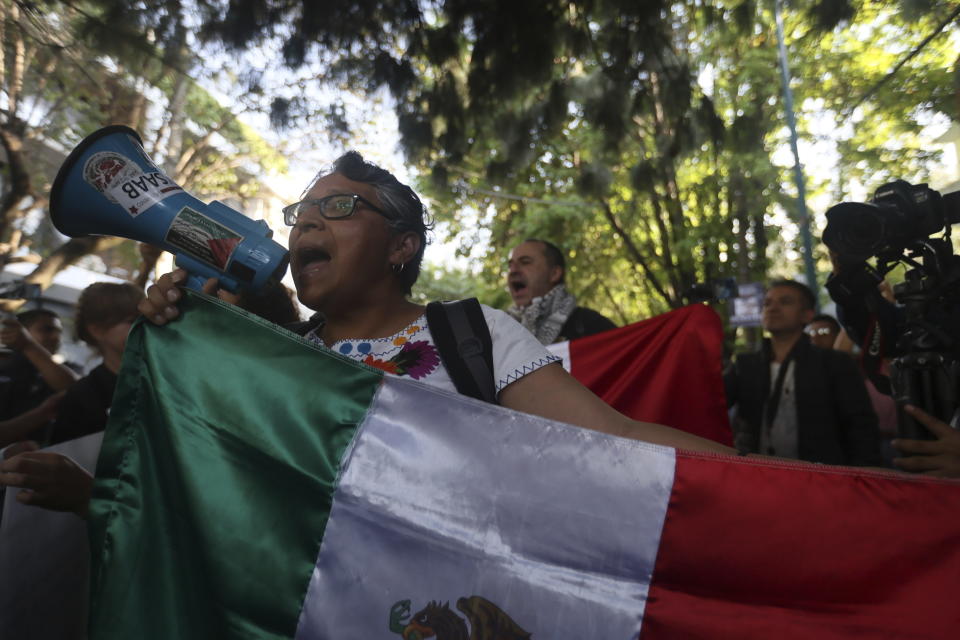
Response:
[0,0,125,260]
[91,0,959,324]
[0,0,288,304]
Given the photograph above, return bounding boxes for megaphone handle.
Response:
[183,273,210,292]
[174,254,239,293]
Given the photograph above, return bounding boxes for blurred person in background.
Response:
[0,309,80,420]
[44,282,145,446]
[0,282,144,518]
[805,314,841,351]
[725,279,882,466]
[809,314,898,465]
[828,256,958,475]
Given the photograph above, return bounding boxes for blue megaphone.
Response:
[50,125,289,292]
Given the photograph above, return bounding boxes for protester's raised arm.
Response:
[0,319,79,390]
[499,362,736,455]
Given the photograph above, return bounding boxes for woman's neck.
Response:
[320,292,424,345]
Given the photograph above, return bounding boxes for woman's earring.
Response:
[392,262,406,274]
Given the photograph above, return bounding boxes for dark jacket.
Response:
[0,353,54,420]
[46,364,117,446]
[558,307,616,342]
[724,335,883,466]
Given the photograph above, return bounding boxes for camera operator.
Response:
[824,180,960,478]
[828,254,960,477]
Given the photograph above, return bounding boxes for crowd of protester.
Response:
[0,256,304,518]
[0,151,957,531]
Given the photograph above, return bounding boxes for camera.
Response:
[683,277,738,304]
[823,180,960,265]
[823,180,960,442]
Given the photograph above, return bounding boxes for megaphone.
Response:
[50,125,289,292]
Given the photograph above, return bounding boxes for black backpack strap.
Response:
[426,298,497,404]
[285,313,325,337]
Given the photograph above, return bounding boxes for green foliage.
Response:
[110,0,958,326]
[410,261,510,307]
[390,0,794,319]
[0,0,289,277]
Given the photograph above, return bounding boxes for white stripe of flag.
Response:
[295,376,676,638]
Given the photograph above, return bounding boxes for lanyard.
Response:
[764,350,795,429]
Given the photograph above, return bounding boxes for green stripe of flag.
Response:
[88,291,383,639]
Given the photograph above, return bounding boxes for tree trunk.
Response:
[599,200,672,307]
[0,126,34,246]
[6,2,25,117]
[0,2,6,94]
[23,236,126,291]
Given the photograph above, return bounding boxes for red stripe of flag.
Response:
[566,304,732,445]
[641,453,960,638]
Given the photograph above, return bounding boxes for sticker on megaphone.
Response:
[50,125,289,293]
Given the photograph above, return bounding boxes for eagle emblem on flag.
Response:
[389,595,531,639]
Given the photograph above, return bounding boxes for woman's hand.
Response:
[139,269,187,325]
[892,405,960,478]
[138,269,220,325]
[0,451,93,518]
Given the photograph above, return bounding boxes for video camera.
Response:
[683,277,738,304]
[823,180,960,440]
[824,180,960,266]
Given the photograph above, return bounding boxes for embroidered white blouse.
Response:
[304,304,560,398]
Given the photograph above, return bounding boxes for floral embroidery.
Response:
[363,355,399,374]
[362,340,440,380]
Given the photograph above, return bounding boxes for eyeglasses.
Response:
[282,193,389,226]
[806,326,835,337]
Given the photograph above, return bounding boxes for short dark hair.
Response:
[75,282,145,347]
[525,238,566,283]
[810,314,840,331]
[767,279,816,310]
[17,308,59,328]
[310,151,433,295]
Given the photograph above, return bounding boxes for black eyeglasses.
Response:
[282,193,389,226]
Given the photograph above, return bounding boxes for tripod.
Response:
[885,240,960,440]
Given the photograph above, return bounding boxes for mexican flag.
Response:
[547,304,732,445]
[89,292,960,639]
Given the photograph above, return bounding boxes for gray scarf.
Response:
[507,284,577,345]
